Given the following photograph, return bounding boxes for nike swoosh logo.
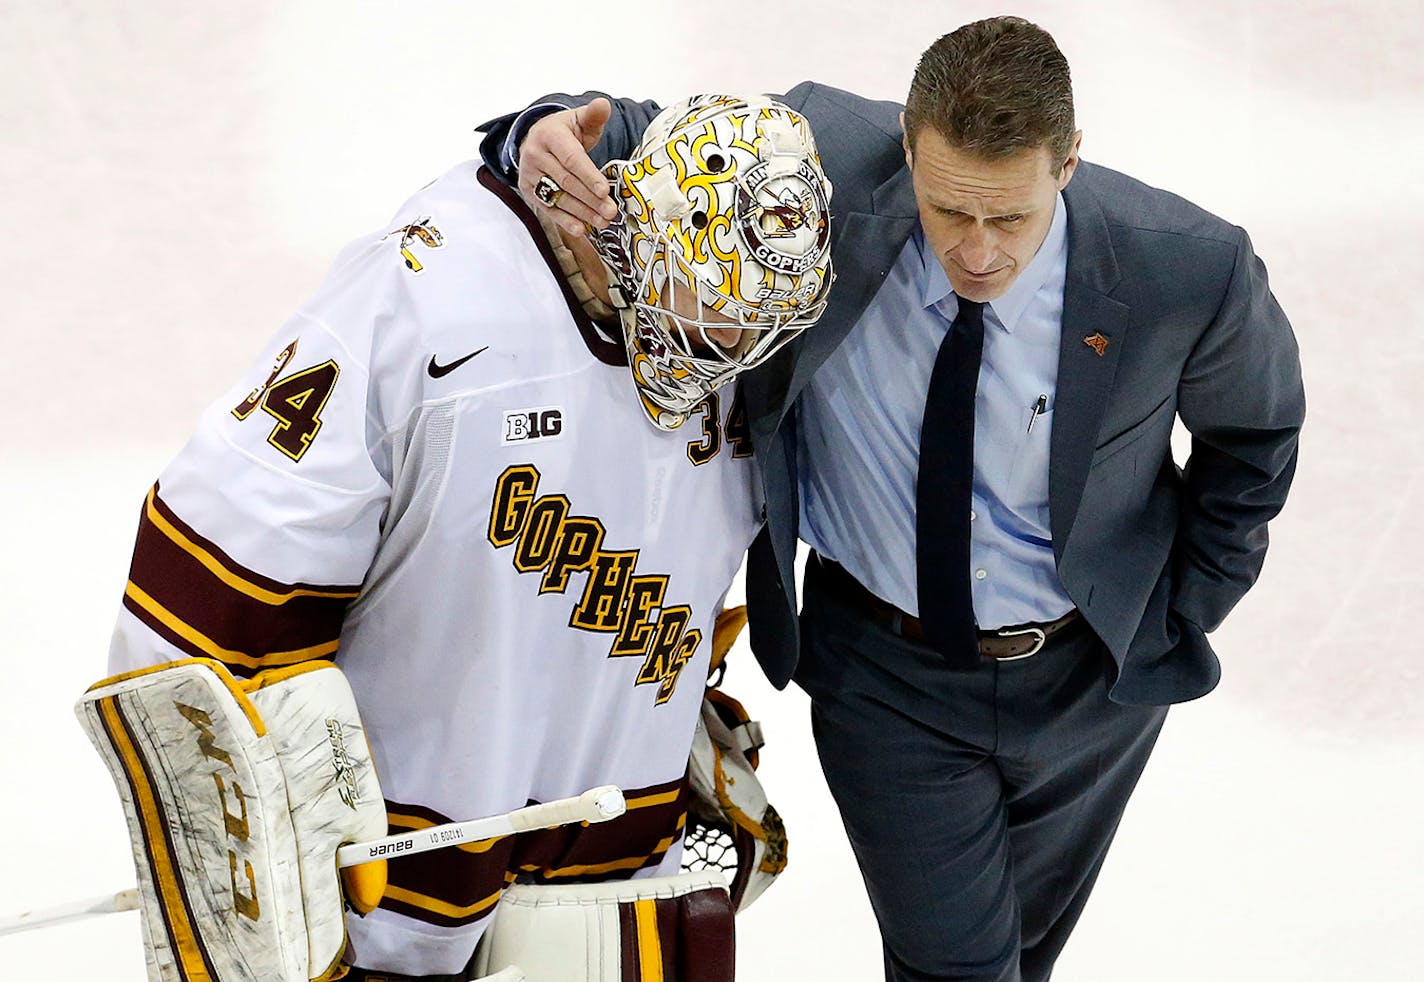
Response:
[427,346,489,379]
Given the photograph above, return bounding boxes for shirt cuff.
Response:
[501,102,570,172]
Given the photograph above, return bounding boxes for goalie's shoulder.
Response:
[293,162,556,393]
[368,160,553,297]
[311,161,520,329]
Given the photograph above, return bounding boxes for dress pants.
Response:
[796,558,1168,982]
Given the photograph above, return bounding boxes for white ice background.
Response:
[2,1,1421,979]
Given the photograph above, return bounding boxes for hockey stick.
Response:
[0,785,625,937]
[336,784,624,865]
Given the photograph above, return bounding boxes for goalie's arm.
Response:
[108,224,415,678]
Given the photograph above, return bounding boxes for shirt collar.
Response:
[917,191,1067,333]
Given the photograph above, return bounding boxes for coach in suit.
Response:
[481,16,1304,980]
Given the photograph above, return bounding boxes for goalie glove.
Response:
[682,607,788,912]
[76,658,389,982]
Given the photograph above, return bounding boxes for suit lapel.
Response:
[786,211,920,398]
[1049,167,1131,552]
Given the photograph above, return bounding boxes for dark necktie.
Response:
[916,298,985,668]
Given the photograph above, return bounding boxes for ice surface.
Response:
[3,2,1420,979]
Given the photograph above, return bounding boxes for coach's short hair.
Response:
[904,16,1076,171]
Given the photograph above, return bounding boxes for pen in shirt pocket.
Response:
[1027,394,1048,434]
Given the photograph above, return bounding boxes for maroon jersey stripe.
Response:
[122,485,357,672]
[146,485,358,597]
[379,776,689,928]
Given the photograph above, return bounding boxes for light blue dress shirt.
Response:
[798,194,1076,629]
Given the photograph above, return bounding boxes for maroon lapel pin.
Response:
[1083,332,1109,356]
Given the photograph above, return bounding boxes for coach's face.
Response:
[905,121,1080,303]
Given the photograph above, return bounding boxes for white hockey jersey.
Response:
[108,163,762,975]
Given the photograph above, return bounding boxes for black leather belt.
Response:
[811,554,1082,660]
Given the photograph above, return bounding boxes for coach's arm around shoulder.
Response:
[478,93,658,236]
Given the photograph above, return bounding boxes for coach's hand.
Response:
[518,98,618,237]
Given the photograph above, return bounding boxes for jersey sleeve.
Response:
[109,224,419,678]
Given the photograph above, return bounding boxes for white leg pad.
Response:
[471,872,734,982]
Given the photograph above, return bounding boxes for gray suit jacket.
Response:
[479,82,1305,706]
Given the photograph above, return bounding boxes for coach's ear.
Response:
[1056,130,1083,187]
[901,111,914,167]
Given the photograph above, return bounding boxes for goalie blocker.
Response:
[76,658,389,982]
[682,605,788,913]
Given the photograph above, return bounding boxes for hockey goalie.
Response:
[90,92,833,981]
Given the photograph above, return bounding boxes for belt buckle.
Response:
[993,625,1047,661]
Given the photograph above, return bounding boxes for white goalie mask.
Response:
[590,94,835,430]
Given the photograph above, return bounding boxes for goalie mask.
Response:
[590,94,835,430]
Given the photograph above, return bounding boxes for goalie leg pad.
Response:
[76,658,387,982]
[470,872,734,982]
[344,966,524,982]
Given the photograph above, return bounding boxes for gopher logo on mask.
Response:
[734,159,830,274]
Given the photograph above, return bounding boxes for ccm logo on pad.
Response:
[503,407,564,444]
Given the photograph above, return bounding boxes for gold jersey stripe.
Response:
[241,659,337,692]
[144,487,360,604]
[382,881,504,920]
[624,788,681,811]
[635,897,665,982]
[522,819,684,879]
[386,811,507,855]
[99,697,215,981]
[124,582,340,669]
[385,785,682,859]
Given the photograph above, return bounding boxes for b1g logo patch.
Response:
[502,407,564,445]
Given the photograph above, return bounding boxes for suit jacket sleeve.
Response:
[476,92,668,183]
[1171,225,1304,634]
